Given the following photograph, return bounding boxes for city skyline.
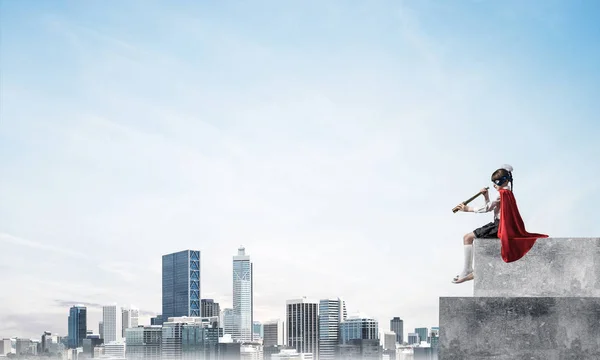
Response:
[2,0,600,343]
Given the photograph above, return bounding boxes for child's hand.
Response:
[457,203,468,212]
[480,187,488,195]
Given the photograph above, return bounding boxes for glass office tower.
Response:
[232,246,253,342]
[162,250,201,319]
[68,305,87,348]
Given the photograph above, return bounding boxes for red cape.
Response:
[498,189,549,263]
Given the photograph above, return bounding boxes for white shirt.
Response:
[470,185,511,220]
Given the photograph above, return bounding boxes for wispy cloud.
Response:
[0,233,88,258]
[53,300,156,316]
[54,300,104,309]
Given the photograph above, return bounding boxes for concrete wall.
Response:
[439,297,600,359]
[473,238,600,297]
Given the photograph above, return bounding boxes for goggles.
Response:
[492,176,509,186]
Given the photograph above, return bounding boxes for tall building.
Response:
[340,313,378,343]
[415,328,428,344]
[15,338,32,356]
[0,339,11,356]
[162,250,201,319]
[126,325,162,360]
[151,315,164,326]
[383,332,396,350]
[233,246,253,342]
[201,299,221,318]
[68,305,87,348]
[263,320,284,347]
[82,334,103,358]
[104,342,126,358]
[122,307,140,337]
[253,321,263,340]
[102,305,120,342]
[390,317,403,344]
[429,327,440,349]
[222,308,235,335]
[41,331,53,353]
[161,316,223,360]
[286,298,318,356]
[318,298,347,360]
[99,321,104,340]
[407,333,419,345]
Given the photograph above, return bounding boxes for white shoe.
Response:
[452,272,474,284]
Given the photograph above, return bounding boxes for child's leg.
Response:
[454,221,497,282]
[461,232,476,276]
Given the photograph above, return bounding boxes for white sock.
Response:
[462,244,473,276]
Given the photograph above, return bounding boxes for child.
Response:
[452,164,548,284]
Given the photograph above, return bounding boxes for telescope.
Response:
[452,187,489,213]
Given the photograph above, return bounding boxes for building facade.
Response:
[122,307,140,337]
[0,339,12,356]
[222,308,236,336]
[286,298,318,357]
[162,250,201,319]
[383,332,396,350]
[233,246,253,342]
[68,305,87,348]
[102,305,120,343]
[318,298,347,360]
[126,326,162,360]
[263,320,284,347]
[162,317,223,360]
[151,315,164,326]
[253,321,263,340]
[408,333,419,345]
[201,299,221,318]
[390,317,404,344]
[415,328,428,344]
[340,314,378,343]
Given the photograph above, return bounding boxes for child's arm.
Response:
[461,188,497,213]
[466,199,498,213]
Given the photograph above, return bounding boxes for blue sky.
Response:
[1,0,599,340]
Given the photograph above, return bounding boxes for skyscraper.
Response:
[201,299,221,318]
[41,331,52,353]
[340,313,378,343]
[102,305,119,343]
[383,332,396,350]
[253,321,263,339]
[286,298,318,356]
[339,314,380,360]
[390,317,403,344]
[233,246,253,342]
[122,307,139,337]
[162,250,201,319]
[125,326,162,360]
[415,327,428,344]
[318,298,347,360]
[222,308,235,335]
[161,317,222,360]
[263,320,284,347]
[68,305,87,348]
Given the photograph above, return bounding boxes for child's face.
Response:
[492,179,508,190]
